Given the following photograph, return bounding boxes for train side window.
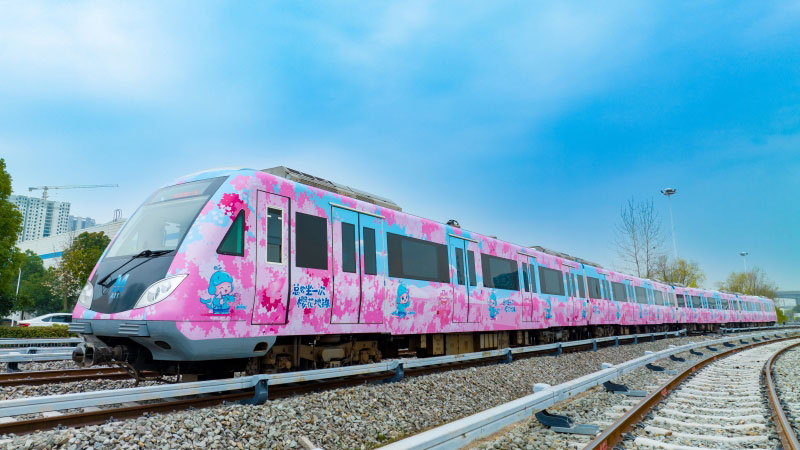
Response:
[587,277,602,299]
[634,286,648,304]
[266,208,283,263]
[363,227,377,275]
[577,274,586,298]
[537,266,565,296]
[341,222,357,273]
[387,233,449,282]
[691,295,702,308]
[217,209,245,256]
[296,213,328,270]
[467,251,477,286]
[455,247,466,285]
[654,291,664,305]
[481,254,520,290]
[611,281,627,302]
[604,281,612,300]
[521,263,530,292]
[722,298,729,310]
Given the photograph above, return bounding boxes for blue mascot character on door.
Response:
[391,283,415,318]
[201,266,241,315]
[488,292,499,319]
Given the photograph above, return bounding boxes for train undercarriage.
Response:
[74,322,772,379]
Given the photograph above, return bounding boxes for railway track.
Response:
[0,330,700,436]
[0,367,143,387]
[584,337,800,449]
[0,329,787,438]
[766,341,800,449]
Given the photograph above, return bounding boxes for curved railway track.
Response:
[584,337,800,450]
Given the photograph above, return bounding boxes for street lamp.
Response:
[740,251,748,272]
[660,188,678,259]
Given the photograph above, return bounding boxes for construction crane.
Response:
[28,184,119,201]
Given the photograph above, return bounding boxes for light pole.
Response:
[740,251,748,272]
[660,188,678,260]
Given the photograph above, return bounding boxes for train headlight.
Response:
[134,274,188,309]
[77,282,94,309]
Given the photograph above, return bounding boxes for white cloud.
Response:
[0,2,181,100]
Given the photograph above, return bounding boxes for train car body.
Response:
[70,168,777,374]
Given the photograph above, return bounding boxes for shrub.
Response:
[0,325,72,338]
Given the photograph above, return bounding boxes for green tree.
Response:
[14,251,60,316]
[0,159,23,317]
[776,307,787,324]
[718,267,779,298]
[654,256,706,288]
[52,232,111,311]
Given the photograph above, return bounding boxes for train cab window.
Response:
[341,222,357,273]
[586,277,598,298]
[611,281,627,302]
[467,251,477,286]
[296,213,328,270]
[387,233,449,282]
[455,247,466,285]
[481,254,520,290]
[363,227,377,275]
[217,209,245,256]
[577,274,586,298]
[521,263,530,292]
[634,286,648,304]
[538,266,565,296]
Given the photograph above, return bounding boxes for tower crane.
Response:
[28,184,119,201]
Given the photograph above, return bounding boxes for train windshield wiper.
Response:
[97,249,173,287]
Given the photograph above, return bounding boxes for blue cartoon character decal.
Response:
[201,266,242,314]
[544,298,552,319]
[488,292,499,319]
[615,302,621,319]
[391,284,415,318]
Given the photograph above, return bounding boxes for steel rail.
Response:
[582,335,800,450]
[765,341,800,450]
[0,367,155,387]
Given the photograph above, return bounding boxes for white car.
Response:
[18,313,73,327]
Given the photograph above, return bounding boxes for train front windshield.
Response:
[106,178,224,258]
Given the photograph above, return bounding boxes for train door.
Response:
[253,191,291,325]
[449,235,477,323]
[529,257,545,324]
[330,206,386,324]
[519,255,534,322]
[568,267,587,326]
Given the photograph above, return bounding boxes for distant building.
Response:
[776,291,800,310]
[68,215,96,232]
[17,219,126,268]
[9,194,71,242]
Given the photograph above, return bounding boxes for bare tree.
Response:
[614,197,665,278]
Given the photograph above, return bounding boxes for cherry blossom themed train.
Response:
[69,167,777,376]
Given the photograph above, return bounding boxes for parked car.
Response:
[18,313,73,327]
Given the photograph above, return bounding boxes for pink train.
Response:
[70,167,777,375]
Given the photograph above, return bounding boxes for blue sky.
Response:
[1,1,798,289]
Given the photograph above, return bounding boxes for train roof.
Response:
[528,246,602,268]
[262,166,402,212]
